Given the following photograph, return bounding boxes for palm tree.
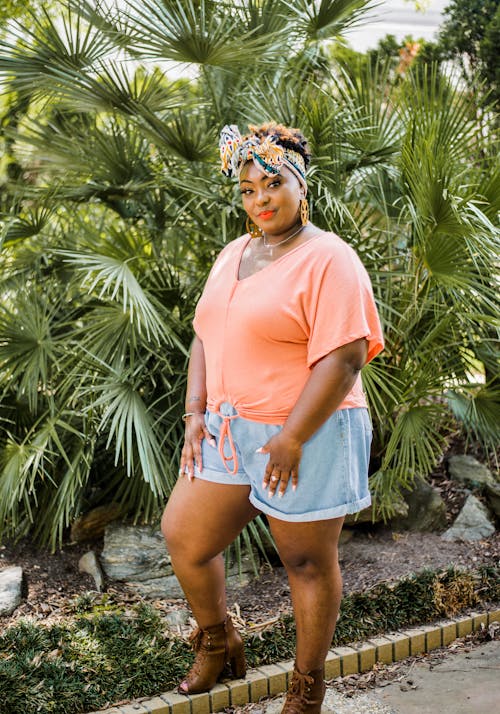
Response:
[0,0,498,549]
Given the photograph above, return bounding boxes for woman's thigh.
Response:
[162,476,260,562]
[267,516,344,570]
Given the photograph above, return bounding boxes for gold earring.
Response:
[246,216,263,239]
[300,198,309,226]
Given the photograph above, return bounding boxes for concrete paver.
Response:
[228,640,500,714]
[369,640,500,714]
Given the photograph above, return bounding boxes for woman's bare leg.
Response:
[268,516,344,672]
[161,477,259,627]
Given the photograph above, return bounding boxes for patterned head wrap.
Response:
[219,124,308,193]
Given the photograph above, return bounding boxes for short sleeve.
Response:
[304,241,384,368]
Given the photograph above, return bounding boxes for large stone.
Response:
[442,495,495,542]
[127,574,185,599]
[78,551,105,592]
[344,497,408,526]
[0,566,23,616]
[447,455,496,488]
[165,608,191,628]
[485,481,500,519]
[100,523,181,599]
[392,479,447,532]
[100,523,257,599]
[100,524,173,582]
[71,503,122,543]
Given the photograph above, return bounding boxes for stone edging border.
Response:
[91,607,500,714]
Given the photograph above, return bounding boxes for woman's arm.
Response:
[180,335,216,480]
[260,337,368,497]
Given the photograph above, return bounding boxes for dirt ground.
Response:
[0,455,499,631]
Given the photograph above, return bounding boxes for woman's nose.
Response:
[255,189,269,205]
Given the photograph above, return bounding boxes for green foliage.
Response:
[0,566,496,713]
[0,0,498,548]
[0,602,190,714]
[438,0,500,101]
[0,1,51,27]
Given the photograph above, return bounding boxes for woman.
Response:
[162,122,384,714]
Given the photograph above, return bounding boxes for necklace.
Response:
[262,224,305,249]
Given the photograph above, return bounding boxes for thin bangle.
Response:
[182,411,205,421]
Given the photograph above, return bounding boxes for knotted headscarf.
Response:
[219,124,308,193]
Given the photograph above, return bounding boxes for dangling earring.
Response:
[299,198,309,226]
[246,216,263,239]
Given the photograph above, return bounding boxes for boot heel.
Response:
[230,647,247,678]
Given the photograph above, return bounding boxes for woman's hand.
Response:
[259,432,302,498]
[180,413,216,481]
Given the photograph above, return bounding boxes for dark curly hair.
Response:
[245,122,311,170]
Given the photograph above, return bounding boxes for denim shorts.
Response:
[193,403,372,522]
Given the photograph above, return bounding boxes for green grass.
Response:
[0,566,498,714]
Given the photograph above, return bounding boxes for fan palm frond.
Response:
[87,372,170,496]
[447,386,500,449]
[381,403,449,485]
[58,249,167,342]
[101,0,285,66]
[0,288,60,412]
[1,201,54,248]
[0,5,116,96]
[284,0,375,42]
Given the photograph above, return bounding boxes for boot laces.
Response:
[189,628,205,652]
[285,671,314,712]
[187,627,215,679]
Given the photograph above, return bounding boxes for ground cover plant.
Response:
[0,2,498,552]
[0,565,497,714]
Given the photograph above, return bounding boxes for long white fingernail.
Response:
[209,439,216,447]
[255,447,264,453]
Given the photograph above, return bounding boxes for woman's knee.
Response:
[161,505,221,567]
[278,542,340,578]
[161,503,190,559]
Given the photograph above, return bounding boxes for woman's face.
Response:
[239,161,305,235]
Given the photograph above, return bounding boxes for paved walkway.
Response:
[242,640,500,714]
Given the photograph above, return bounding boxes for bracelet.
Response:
[182,412,204,421]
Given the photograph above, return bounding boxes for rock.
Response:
[339,528,354,545]
[485,481,500,519]
[225,547,259,587]
[391,479,447,532]
[78,551,105,592]
[344,497,408,526]
[101,524,182,599]
[126,574,185,599]
[101,523,258,599]
[0,566,23,616]
[447,455,496,488]
[442,495,496,542]
[165,608,191,628]
[71,503,122,543]
[101,524,173,582]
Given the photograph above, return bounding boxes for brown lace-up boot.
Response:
[281,666,326,714]
[178,615,246,694]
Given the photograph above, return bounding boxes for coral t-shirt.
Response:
[193,232,384,424]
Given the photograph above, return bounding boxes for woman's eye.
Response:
[269,181,280,188]
[240,189,253,195]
